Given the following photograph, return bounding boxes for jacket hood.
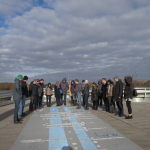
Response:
[98,79,102,84]
[125,76,132,85]
[62,78,66,82]
[71,80,75,85]
[15,78,20,83]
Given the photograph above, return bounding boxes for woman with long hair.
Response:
[45,83,53,107]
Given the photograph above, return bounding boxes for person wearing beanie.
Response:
[18,76,29,117]
[84,80,89,110]
[13,74,23,124]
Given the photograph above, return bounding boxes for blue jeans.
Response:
[61,94,66,105]
[72,93,77,100]
[18,95,26,116]
[77,93,81,108]
[36,96,40,108]
[14,100,21,122]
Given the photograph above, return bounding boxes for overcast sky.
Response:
[0,0,150,84]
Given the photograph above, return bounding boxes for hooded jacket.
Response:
[13,78,22,101]
[45,83,53,96]
[124,76,134,99]
[71,80,76,93]
[60,78,69,94]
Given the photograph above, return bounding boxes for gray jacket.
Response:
[75,83,82,93]
[13,78,22,101]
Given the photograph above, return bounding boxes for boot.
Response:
[74,100,77,106]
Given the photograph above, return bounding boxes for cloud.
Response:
[0,0,150,83]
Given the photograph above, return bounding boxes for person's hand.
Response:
[118,97,121,98]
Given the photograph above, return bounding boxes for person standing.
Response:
[13,74,23,124]
[45,83,53,107]
[91,82,99,110]
[113,76,123,117]
[106,80,115,114]
[18,76,28,117]
[69,81,73,106]
[75,79,82,109]
[97,80,102,106]
[55,81,61,106]
[36,79,42,109]
[84,80,89,110]
[124,76,134,119]
[101,78,107,111]
[29,79,38,114]
[81,80,85,106]
[71,80,77,106]
[40,79,45,107]
[60,78,69,106]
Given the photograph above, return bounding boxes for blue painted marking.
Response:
[63,107,97,150]
[49,107,69,150]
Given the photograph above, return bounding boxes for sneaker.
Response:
[76,107,81,109]
[119,114,123,117]
[125,116,133,119]
[14,121,22,124]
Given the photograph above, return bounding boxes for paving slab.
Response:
[10,106,143,150]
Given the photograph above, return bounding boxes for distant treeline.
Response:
[0,79,149,90]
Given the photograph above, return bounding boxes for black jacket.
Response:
[124,76,134,99]
[55,85,61,98]
[101,83,107,99]
[21,80,28,97]
[29,82,38,96]
[84,84,89,96]
[91,87,98,101]
[114,79,123,102]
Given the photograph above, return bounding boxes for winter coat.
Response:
[21,80,28,97]
[69,85,72,96]
[71,80,76,93]
[37,83,43,97]
[97,83,102,96]
[29,82,38,96]
[106,84,114,97]
[40,83,45,94]
[13,78,22,101]
[84,84,89,96]
[114,79,123,102]
[55,85,61,98]
[60,78,69,94]
[45,83,53,96]
[81,83,85,95]
[124,76,134,99]
[91,87,98,101]
[101,83,107,99]
[75,83,82,93]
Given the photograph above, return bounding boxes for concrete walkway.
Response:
[0,100,150,150]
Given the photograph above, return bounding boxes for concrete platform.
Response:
[10,106,143,150]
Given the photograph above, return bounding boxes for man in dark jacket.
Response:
[36,79,42,109]
[82,80,85,106]
[18,76,28,117]
[13,74,23,124]
[60,78,69,106]
[40,79,45,107]
[84,80,89,110]
[97,79,102,106]
[114,76,123,117]
[29,79,38,113]
[101,78,107,111]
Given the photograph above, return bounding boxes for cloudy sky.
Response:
[0,0,150,84]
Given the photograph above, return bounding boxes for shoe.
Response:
[33,110,37,113]
[76,107,81,109]
[95,108,98,110]
[125,116,133,119]
[102,109,106,111]
[14,121,22,124]
[37,107,42,109]
[85,108,89,110]
[22,113,27,116]
[92,108,94,110]
[119,114,123,117]
[18,118,23,121]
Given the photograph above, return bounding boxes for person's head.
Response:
[71,80,75,85]
[92,82,97,87]
[70,81,72,85]
[56,81,59,86]
[63,78,66,83]
[124,76,132,85]
[48,83,51,87]
[82,80,85,84]
[98,79,102,84]
[75,79,79,84]
[102,78,106,84]
[37,79,40,84]
[40,79,44,83]
[23,76,28,82]
[114,76,119,82]
[85,80,88,84]
[107,79,111,85]
[17,74,23,81]
[33,79,37,84]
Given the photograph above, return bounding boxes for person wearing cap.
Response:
[60,78,69,106]
[18,76,29,117]
[13,74,23,124]
[84,80,89,110]
[75,79,82,109]
[97,79,102,106]
[91,82,99,110]
[113,76,123,117]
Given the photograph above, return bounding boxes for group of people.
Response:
[13,74,134,124]
[13,75,45,124]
